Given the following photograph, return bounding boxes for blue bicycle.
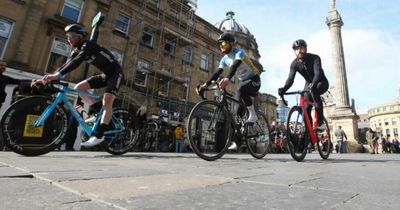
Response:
[0,82,136,156]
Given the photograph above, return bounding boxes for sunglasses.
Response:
[218,40,228,47]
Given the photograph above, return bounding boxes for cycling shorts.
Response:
[86,72,124,95]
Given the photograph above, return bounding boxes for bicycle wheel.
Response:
[104,108,137,155]
[316,117,331,160]
[246,111,271,159]
[187,100,231,161]
[286,106,308,162]
[1,96,68,156]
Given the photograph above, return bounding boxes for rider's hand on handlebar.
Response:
[41,73,60,85]
[196,83,207,96]
[278,87,285,96]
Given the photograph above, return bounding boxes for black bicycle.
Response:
[186,81,271,161]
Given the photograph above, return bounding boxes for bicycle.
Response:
[186,81,271,161]
[280,90,331,161]
[0,81,136,156]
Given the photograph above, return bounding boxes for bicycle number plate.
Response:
[23,115,44,137]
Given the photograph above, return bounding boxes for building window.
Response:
[183,47,192,63]
[110,49,124,66]
[200,54,208,70]
[164,39,175,56]
[394,128,398,136]
[157,79,170,97]
[204,28,211,37]
[0,18,13,59]
[61,0,84,22]
[384,119,389,126]
[46,37,72,73]
[392,118,397,126]
[135,60,150,87]
[141,26,154,47]
[386,129,390,136]
[115,13,130,35]
[170,8,179,20]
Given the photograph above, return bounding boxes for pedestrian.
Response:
[174,124,184,153]
[0,59,22,110]
[366,128,379,154]
[135,103,147,130]
[334,125,347,154]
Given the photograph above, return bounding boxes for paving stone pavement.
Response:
[0,151,399,210]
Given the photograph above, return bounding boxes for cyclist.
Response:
[278,39,329,130]
[196,32,261,150]
[34,24,124,147]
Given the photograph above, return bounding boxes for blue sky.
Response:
[196,0,400,113]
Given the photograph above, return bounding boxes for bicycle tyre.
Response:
[1,96,68,156]
[286,106,308,162]
[246,111,271,159]
[316,117,331,160]
[104,108,137,155]
[187,100,231,161]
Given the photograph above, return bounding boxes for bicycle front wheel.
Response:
[1,96,68,156]
[286,106,308,162]
[187,100,231,161]
[246,111,271,159]
[316,117,331,159]
[104,108,137,155]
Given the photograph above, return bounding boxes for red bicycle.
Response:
[280,90,331,161]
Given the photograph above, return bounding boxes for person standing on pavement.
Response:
[174,124,184,153]
[366,128,379,154]
[334,125,347,154]
[0,59,22,110]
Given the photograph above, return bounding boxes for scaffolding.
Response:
[119,0,197,122]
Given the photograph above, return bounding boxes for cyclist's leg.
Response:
[94,72,123,137]
[238,76,260,123]
[74,80,96,105]
[311,81,329,126]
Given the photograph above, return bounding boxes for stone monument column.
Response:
[326,0,360,151]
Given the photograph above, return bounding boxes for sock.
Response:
[95,123,107,138]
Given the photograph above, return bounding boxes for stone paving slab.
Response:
[1,151,400,210]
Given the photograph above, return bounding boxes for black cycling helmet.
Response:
[65,24,86,35]
[217,33,235,44]
[292,39,307,49]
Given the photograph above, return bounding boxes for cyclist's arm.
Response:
[205,68,223,86]
[282,62,297,92]
[57,42,93,77]
[311,55,322,84]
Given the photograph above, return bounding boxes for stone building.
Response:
[0,0,274,125]
[368,98,400,139]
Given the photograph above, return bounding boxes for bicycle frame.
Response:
[298,94,319,144]
[34,84,125,137]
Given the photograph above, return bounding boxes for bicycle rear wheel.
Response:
[286,106,308,162]
[104,108,136,155]
[187,100,231,161]
[246,111,271,159]
[316,117,331,159]
[1,96,68,156]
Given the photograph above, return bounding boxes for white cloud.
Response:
[260,28,400,113]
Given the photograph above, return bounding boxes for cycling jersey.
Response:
[58,40,122,77]
[282,53,328,91]
[218,48,259,81]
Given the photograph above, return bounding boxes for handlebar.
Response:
[279,90,310,106]
[196,78,224,100]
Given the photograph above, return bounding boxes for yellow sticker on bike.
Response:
[23,115,44,137]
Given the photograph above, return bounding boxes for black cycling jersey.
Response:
[58,40,121,77]
[282,53,328,91]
